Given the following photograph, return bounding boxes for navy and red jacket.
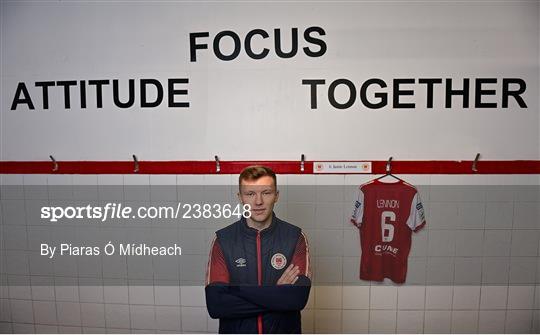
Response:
[205,214,311,334]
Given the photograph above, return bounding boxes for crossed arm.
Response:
[205,233,312,319]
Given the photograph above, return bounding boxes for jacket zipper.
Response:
[256,231,263,334]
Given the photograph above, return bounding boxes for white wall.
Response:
[1,1,538,161]
[0,173,539,333]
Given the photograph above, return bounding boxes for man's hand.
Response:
[277,264,300,285]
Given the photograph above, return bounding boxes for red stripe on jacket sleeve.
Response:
[206,237,230,285]
[291,232,311,279]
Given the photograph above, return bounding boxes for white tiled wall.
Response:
[0,174,538,333]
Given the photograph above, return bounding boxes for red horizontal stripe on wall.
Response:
[1,160,539,174]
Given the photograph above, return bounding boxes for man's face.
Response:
[238,176,279,224]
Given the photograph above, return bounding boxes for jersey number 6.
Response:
[381,211,396,242]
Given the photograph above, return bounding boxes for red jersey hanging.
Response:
[350,178,426,284]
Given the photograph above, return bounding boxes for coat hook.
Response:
[49,155,58,172]
[386,156,393,173]
[472,153,481,172]
[132,155,139,173]
[215,155,220,173]
[300,154,305,172]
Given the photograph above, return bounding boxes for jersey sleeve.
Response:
[291,231,311,279]
[205,236,230,285]
[406,190,426,232]
[350,187,365,227]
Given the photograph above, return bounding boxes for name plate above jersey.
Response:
[313,162,372,174]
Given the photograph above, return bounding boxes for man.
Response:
[205,165,311,334]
